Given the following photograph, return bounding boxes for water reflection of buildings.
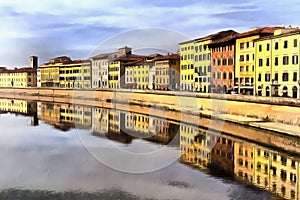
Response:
[180,123,300,200]
[0,99,38,126]
[180,124,234,174]
[38,102,92,131]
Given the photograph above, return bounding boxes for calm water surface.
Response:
[0,98,296,199]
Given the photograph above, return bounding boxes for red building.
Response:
[209,30,238,93]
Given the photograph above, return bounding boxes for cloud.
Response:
[0,0,299,67]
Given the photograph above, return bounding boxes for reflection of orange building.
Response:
[209,30,238,93]
[211,136,234,175]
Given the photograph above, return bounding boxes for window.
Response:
[240,55,244,61]
[284,40,288,48]
[228,58,233,65]
[246,42,250,48]
[281,170,287,180]
[293,72,297,82]
[275,57,279,66]
[229,72,233,79]
[246,54,249,61]
[240,66,244,72]
[217,59,221,66]
[275,42,279,50]
[294,39,298,47]
[259,45,262,52]
[258,73,262,81]
[223,72,227,79]
[259,59,263,67]
[240,43,244,49]
[292,55,298,64]
[266,58,270,66]
[208,66,211,72]
[222,58,227,66]
[267,43,270,51]
[283,56,289,65]
[274,73,278,81]
[265,73,271,82]
[283,73,289,81]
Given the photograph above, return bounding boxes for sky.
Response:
[0,0,300,67]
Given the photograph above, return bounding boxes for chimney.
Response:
[30,56,38,68]
[119,46,132,55]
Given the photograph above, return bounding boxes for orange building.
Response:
[209,30,238,93]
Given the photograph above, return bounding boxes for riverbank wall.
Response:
[1,87,300,127]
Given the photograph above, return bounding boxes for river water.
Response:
[0,98,297,199]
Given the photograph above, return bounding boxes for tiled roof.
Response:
[91,52,121,60]
[0,67,36,74]
[153,54,179,61]
[208,31,239,46]
[180,30,238,45]
[236,27,283,38]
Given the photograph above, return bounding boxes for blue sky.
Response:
[0,0,299,67]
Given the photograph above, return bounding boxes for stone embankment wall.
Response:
[1,87,300,126]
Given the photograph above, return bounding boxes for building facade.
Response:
[255,29,300,98]
[91,52,121,89]
[154,54,180,90]
[235,27,280,95]
[179,40,195,91]
[209,30,238,93]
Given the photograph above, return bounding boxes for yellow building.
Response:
[124,54,157,90]
[40,56,91,89]
[134,62,152,90]
[154,54,180,90]
[235,27,279,95]
[0,56,37,87]
[0,67,37,87]
[179,40,195,91]
[39,56,68,87]
[255,28,300,98]
[194,38,212,93]
[108,46,144,89]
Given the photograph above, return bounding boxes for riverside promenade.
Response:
[1,87,300,138]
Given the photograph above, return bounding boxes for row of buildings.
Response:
[1,98,299,199]
[1,26,300,98]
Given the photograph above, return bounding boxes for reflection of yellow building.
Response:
[108,110,121,133]
[255,28,300,98]
[38,102,63,128]
[234,142,255,183]
[0,99,30,114]
[234,140,300,200]
[60,104,92,129]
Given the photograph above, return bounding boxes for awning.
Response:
[125,83,136,87]
[239,86,254,89]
